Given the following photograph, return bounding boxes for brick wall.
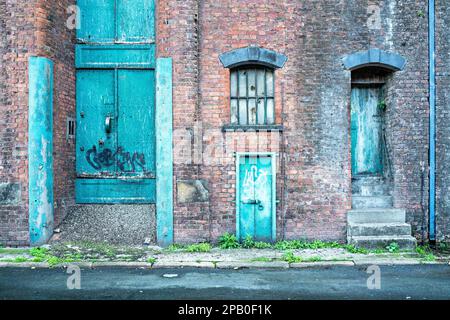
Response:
[436,0,450,242]
[0,0,75,246]
[36,0,76,227]
[1,0,448,245]
[0,1,37,246]
[381,1,429,242]
[159,0,433,244]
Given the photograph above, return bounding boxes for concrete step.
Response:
[352,195,393,209]
[347,209,406,224]
[349,235,417,250]
[352,175,384,186]
[356,184,390,196]
[348,223,412,237]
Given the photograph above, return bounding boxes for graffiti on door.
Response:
[242,165,267,200]
[86,145,146,173]
[242,165,268,208]
[238,155,275,242]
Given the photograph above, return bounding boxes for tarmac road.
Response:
[1,265,450,300]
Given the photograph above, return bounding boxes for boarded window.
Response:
[230,67,275,125]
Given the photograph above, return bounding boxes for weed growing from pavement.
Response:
[0,248,30,255]
[166,244,186,252]
[186,243,212,253]
[386,242,400,253]
[282,251,302,263]
[416,245,436,262]
[147,257,157,264]
[218,233,240,249]
[251,257,274,262]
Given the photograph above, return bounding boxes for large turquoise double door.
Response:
[76,69,155,178]
[76,69,156,203]
[76,0,156,203]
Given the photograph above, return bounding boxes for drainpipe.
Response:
[429,0,436,241]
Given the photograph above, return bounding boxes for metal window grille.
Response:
[230,66,275,125]
[67,117,75,140]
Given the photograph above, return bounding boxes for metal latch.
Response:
[105,116,112,133]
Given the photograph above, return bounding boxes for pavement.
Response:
[1,265,450,300]
[0,245,449,269]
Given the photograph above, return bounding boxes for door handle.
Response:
[241,199,261,205]
[105,116,112,133]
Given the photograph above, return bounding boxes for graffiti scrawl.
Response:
[242,165,268,202]
[86,145,146,173]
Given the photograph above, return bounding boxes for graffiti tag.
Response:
[86,146,146,173]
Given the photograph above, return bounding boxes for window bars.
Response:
[230,67,275,125]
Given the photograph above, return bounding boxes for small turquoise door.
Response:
[351,86,383,176]
[237,155,276,242]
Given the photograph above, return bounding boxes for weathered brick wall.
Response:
[36,0,76,227]
[0,0,75,246]
[436,0,450,242]
[160,0,432,244]
[0,1,37,246]
[381,1,429,242]
[2,0,445,245]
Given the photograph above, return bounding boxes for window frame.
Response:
[229,65,275,126]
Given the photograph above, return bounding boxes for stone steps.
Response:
[352,182,390,196]
[352,195,393,209]
[348,235,417,250]
[348,223,411,237]
[348,176,416,250]
[348,208,406,224]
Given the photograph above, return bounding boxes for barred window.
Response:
[230,66,275,125]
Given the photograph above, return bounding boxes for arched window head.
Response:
[230,66,275,125]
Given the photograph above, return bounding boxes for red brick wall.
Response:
[0,0,75,246]
[36,0,76,228]
[436,0,450,242]
[1,0,446,245]
[158,0,432,244]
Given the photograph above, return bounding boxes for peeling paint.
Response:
[28,57,54,246]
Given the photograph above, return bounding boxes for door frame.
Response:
[235,152,277,242]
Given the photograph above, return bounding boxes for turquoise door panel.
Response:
[239,156,256,239]
[76,70,116,176]
[351,87,383,176]
[253,157,273,242]
[77,0,115,43]
[76,178,155,204]
[117,69,155,176]
[117,0,155,43]
[238,155,274,242]
[77,0,155,43]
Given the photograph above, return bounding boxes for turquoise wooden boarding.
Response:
[76,0,156,203]
[236,153,277,242]
[351,86,383,176]
[77,0,155,44]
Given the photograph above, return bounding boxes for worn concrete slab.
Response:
[290,261,355,268]
[353,258,423,266]
[153,261,216,269]
[216,261,289,269]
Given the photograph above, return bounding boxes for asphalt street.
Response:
[1,265,450,300]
